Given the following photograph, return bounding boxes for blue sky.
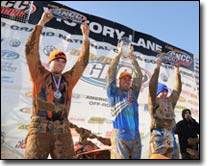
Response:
[54,1,199,56]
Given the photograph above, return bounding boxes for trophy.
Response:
[118,37,132,58]
[117,37,133,76]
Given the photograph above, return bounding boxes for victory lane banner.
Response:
[28,1,194,71]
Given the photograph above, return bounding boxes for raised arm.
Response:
[106,51,122,87]
[25,11,54,81]
[64,22,90,88]
[169,61,182,109]
[148,58,162,115]
[129,47,142,98]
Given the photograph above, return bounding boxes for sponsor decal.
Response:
[175,105,188,110]
[49,8,86,24]
[81,61,151,89]
[188,100,199,106]
[69,116,85,122]
[15,139,25,149]
[9,39,21,47]
[190,93,198,99]
[1,1,35,23]
[181,90,192,96]
[180,70,194,79]
[1,62,17,72]
[1,50,19,60]
[89,101,109,107]
[17,123,29,130]
[156,50,193,67]
[182,81,192,89]
[178,96,186,102]
[88,117,106,124]
[1,75,14,83]
[43,45,57,57]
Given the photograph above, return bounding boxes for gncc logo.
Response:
[81,62,151,89]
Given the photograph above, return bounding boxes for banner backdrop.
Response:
[1,1,199,159]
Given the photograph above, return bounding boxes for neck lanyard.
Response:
[52,74,62,99]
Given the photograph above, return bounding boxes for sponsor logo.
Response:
[17,123,29,130]
[1,62,17,72]
[178,96,186,102]
[69,117,85,122]
[1,1,35,23]
[1,50,19,60]
[1,75,14,83]
[181,90,192,96]
[81,62,151,89]
[43,45,56,57]
[15,139,25,149]
[156,51,193,67]
[50,8,86,24]
[190,93,198,99]
[9,39,21,47]
[88,117,106,124]
[176,105,188,110]
[188,100,199,106]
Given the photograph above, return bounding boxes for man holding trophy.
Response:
[106,37,143,159]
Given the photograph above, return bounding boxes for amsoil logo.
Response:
[81,62,151,89]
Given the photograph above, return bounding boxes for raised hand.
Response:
[38,11,54,27]
[81,21,90,41]
[155,57,162,68]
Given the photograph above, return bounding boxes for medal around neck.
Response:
[54,90,62,99]
[52,74,62,99]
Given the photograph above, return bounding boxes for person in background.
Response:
[106,42,143,159]
[175,109,199,159]
[148,57,182,159]
[24,10,90,159]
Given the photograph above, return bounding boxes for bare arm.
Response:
[129,47,142,98]
[106,49,122,87]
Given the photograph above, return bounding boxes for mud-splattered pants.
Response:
[110,129,142,159]
[24,116,75,159]
[149,128,179,159]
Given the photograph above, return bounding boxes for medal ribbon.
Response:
[52,74,62,91]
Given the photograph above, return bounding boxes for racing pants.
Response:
[149,128,179,159]
[24,116,75,159]
[110,129,142,159]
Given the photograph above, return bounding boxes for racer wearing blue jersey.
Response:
[106,44,142,159]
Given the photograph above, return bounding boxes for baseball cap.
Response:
[119,71,132,79]
[48,50,67,63]
[156,82,168,96]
